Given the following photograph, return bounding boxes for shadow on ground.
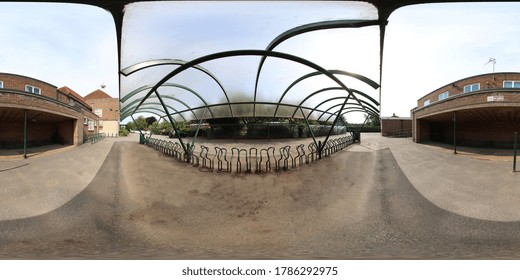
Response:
[2,141,520,259]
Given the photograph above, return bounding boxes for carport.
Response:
[0,107,75,156]
[416,106,520,148]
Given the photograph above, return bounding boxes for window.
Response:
[438,91,449,100]
[25,85,41,95]
[0,81,3,88]
[98,120,104,127]
[83,117,88,125]
[88,119,95,131]
[423,99,431,106]
[503,81,520,88]
[94,108,103,117]
[463,83,480,93]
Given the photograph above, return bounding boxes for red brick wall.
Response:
[0,73,58,99]
[381,119,412,136]
[415,91,520,119]
[418,119,520,148]
[0,121,72,148]
[416,72,520,108]
[0,73,99,148]
[88,98,119,121]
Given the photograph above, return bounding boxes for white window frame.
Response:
[25,85,41,95]
[83,117,88,125]
[88,119,95,131]
[94,108,103,117]
[0,81,3,89]
[438,91,449,101]
[98,120,104,127]
[423,99,431,106]
[503,80,520,88]
[463,83,480,93]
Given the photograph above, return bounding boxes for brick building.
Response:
[84,89,120,136]
[0,73,101,149]
[411,72,520,148]
[381,114,412,137]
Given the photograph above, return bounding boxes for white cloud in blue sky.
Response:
[121,1,380,122]
[382,2,520,118]
[0,2,118,97]
[2,1,520,122]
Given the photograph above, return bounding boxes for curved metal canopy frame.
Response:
[326,108,379,123]
[274,70,379,117]
[290,87,379,119]
[121,94,197,120]
[129,101,344,122]
[317,103,379,122]
[133,50,369,121]
[308,96,379,121]
[253,19,381,115]
[120,83,216,119]
[130,105,187,122]
[128,49,373,157]
[121,59,233,117]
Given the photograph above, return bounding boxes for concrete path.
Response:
[1,132,519,222]
[0,137,127,220]
[2,136,520,259]
[348,134,520,222]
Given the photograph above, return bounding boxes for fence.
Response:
[145,135,353,174]
[84,133,106,144]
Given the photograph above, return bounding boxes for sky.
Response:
[0,2,118,98]
[1,1,520,123]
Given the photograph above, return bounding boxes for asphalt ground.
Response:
[0,133,519,259]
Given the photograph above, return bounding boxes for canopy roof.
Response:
[7,0,517,125]
[118,1,382,124]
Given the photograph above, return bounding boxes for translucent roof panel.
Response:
[120,1,380,123]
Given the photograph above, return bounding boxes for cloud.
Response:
[0,2,118,97]
[381,2,520,118]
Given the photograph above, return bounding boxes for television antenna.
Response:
[485,57,496,81]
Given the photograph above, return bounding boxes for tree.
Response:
[125,121,136,131]
[365,114,381,127]
[134,116,147,130]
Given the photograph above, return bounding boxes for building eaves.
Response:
[57,86,92,110]
[84,89,112,100]
[416,72,520,102]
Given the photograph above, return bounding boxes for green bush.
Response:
[119,127,130,136]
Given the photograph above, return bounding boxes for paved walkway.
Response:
[0,133,518,222]
[349,134,519,222]
[0,137,129,220]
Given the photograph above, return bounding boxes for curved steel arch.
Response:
[317,103,379,122]
[275,70,379,114]
[124,104,187,122]
[274,70,379,117]
[133,50,369,121]
[120,83,215,119]
[121,95,197,120]
[128,110,168,123]
[120,59,233,117]
[127,107,170,121]
[121,102,187,121]
[310,97,379,121]
[135,101,335,121]
[290,87,379,119]
[325,108,379,123]
[254,20,380,111]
